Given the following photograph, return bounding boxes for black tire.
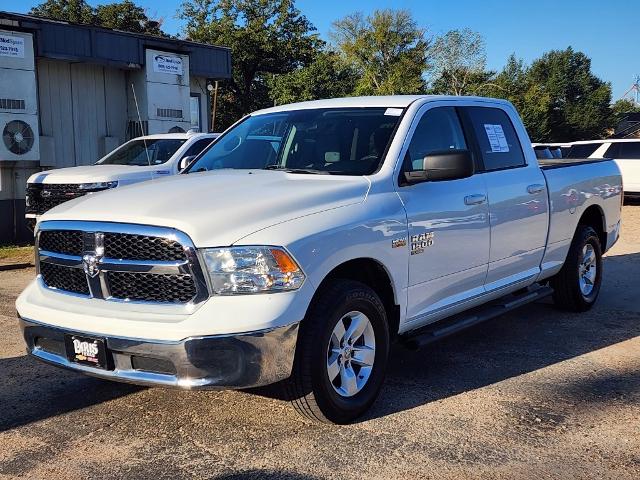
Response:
[550,225,603,312]
[285,279,390,424]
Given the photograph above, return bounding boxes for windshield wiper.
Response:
[263,165,331,175]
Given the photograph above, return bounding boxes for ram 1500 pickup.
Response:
[17,96,623,424]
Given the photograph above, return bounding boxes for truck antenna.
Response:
[131,83,152,167]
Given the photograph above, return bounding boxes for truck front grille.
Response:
[103,233,186,261]
[39,230,84,256]
[36,222,207,305]
[40,262,90,295]
[108,272,197,303]
[26,183,90,215]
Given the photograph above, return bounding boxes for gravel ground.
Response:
[1,206,639,480]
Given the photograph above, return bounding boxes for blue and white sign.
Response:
[153,54,184,75]
[0,34,25,58]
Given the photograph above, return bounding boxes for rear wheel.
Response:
[286,279,390,424]
[550,225,603,312]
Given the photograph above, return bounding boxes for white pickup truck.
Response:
[25,132,219,223]
[17,96,622,424]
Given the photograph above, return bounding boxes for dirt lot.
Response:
[1,206,639,480]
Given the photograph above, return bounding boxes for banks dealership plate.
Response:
[64,334,109,370]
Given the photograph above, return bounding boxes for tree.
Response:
[30,0,94,24]
[430,68,496,96]
[95,1,166,36]
[527,48,612,141]
[268,51,358,105]
[330,9,429,95]
[485,54,552,141]
[611,98,640,118]
[30,0,167,36]
[180,0,321,128]
[429,29,487,95]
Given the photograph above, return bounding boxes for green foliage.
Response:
[430,68,496,96]
[180,0,322,128]
[94,1,167,36]
[527,48,612,142]
[330,9,428,95]
[30,0,94,24]
[429,29,487,96]
[610,98,640,122]
[30,0,167,36]
[484,54,552,142]
[268,51,358,105]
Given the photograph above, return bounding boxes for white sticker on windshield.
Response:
[484,124,509,153]
[384,108,403,116]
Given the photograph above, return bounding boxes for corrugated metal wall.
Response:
[37,59,127,168]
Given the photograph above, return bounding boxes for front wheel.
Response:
[286,279,390,424]
[550,225,603,312]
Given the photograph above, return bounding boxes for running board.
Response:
[401,284,553,350]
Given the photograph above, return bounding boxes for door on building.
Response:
[190,94,201,132]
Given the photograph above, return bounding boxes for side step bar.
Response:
[401,284,553,350]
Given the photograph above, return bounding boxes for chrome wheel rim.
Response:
[326,311,376,398]
[578,244,597,296]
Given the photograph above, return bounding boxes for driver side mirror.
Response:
[178,155,196,171]
[403,149,475,185]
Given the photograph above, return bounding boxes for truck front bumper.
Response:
[19,316,299,389]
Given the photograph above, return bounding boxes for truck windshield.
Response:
[96,139,186,166]
[185,108,402,175]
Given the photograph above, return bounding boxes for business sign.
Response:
[0,34,25,58]
[153,54,184,75]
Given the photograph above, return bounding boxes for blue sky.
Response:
[10,0,638,100]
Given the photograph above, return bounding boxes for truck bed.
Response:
[538,157,612,170]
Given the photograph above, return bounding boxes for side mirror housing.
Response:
[403,149,475,184]
[179,155,195,171]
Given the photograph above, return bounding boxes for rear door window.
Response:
[617,142,640,159]
[566,143,602,158]
[463,107,526,171]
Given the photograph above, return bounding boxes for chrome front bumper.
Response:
[19,317,299,389]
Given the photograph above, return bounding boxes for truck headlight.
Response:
[201,246,305,295]
[78,181,118,190]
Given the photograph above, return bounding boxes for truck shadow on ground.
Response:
[0,357,140,431]
[2,254,639,430]
[257,252,640,422]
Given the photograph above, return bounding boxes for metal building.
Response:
[0,11,231,245]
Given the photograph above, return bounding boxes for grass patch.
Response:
[0,245,34,264]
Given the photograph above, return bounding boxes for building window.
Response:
[190,94,201,132]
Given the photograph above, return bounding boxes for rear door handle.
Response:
[527,184,545,194]
[464,194,487,205]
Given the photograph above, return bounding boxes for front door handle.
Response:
[527,184,545,194]
[464,194,487,205]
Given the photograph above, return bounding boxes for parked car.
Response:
[566,139,640,198]
[17,96,622,424]
[25,132,220,224]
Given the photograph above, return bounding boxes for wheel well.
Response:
[578,205,606,248]
[317,258,400,340]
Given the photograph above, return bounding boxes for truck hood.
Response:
[27,165,164,184]
[41,170,371,246]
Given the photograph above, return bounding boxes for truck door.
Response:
[460,106,549,291]
[397,106,491,328]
